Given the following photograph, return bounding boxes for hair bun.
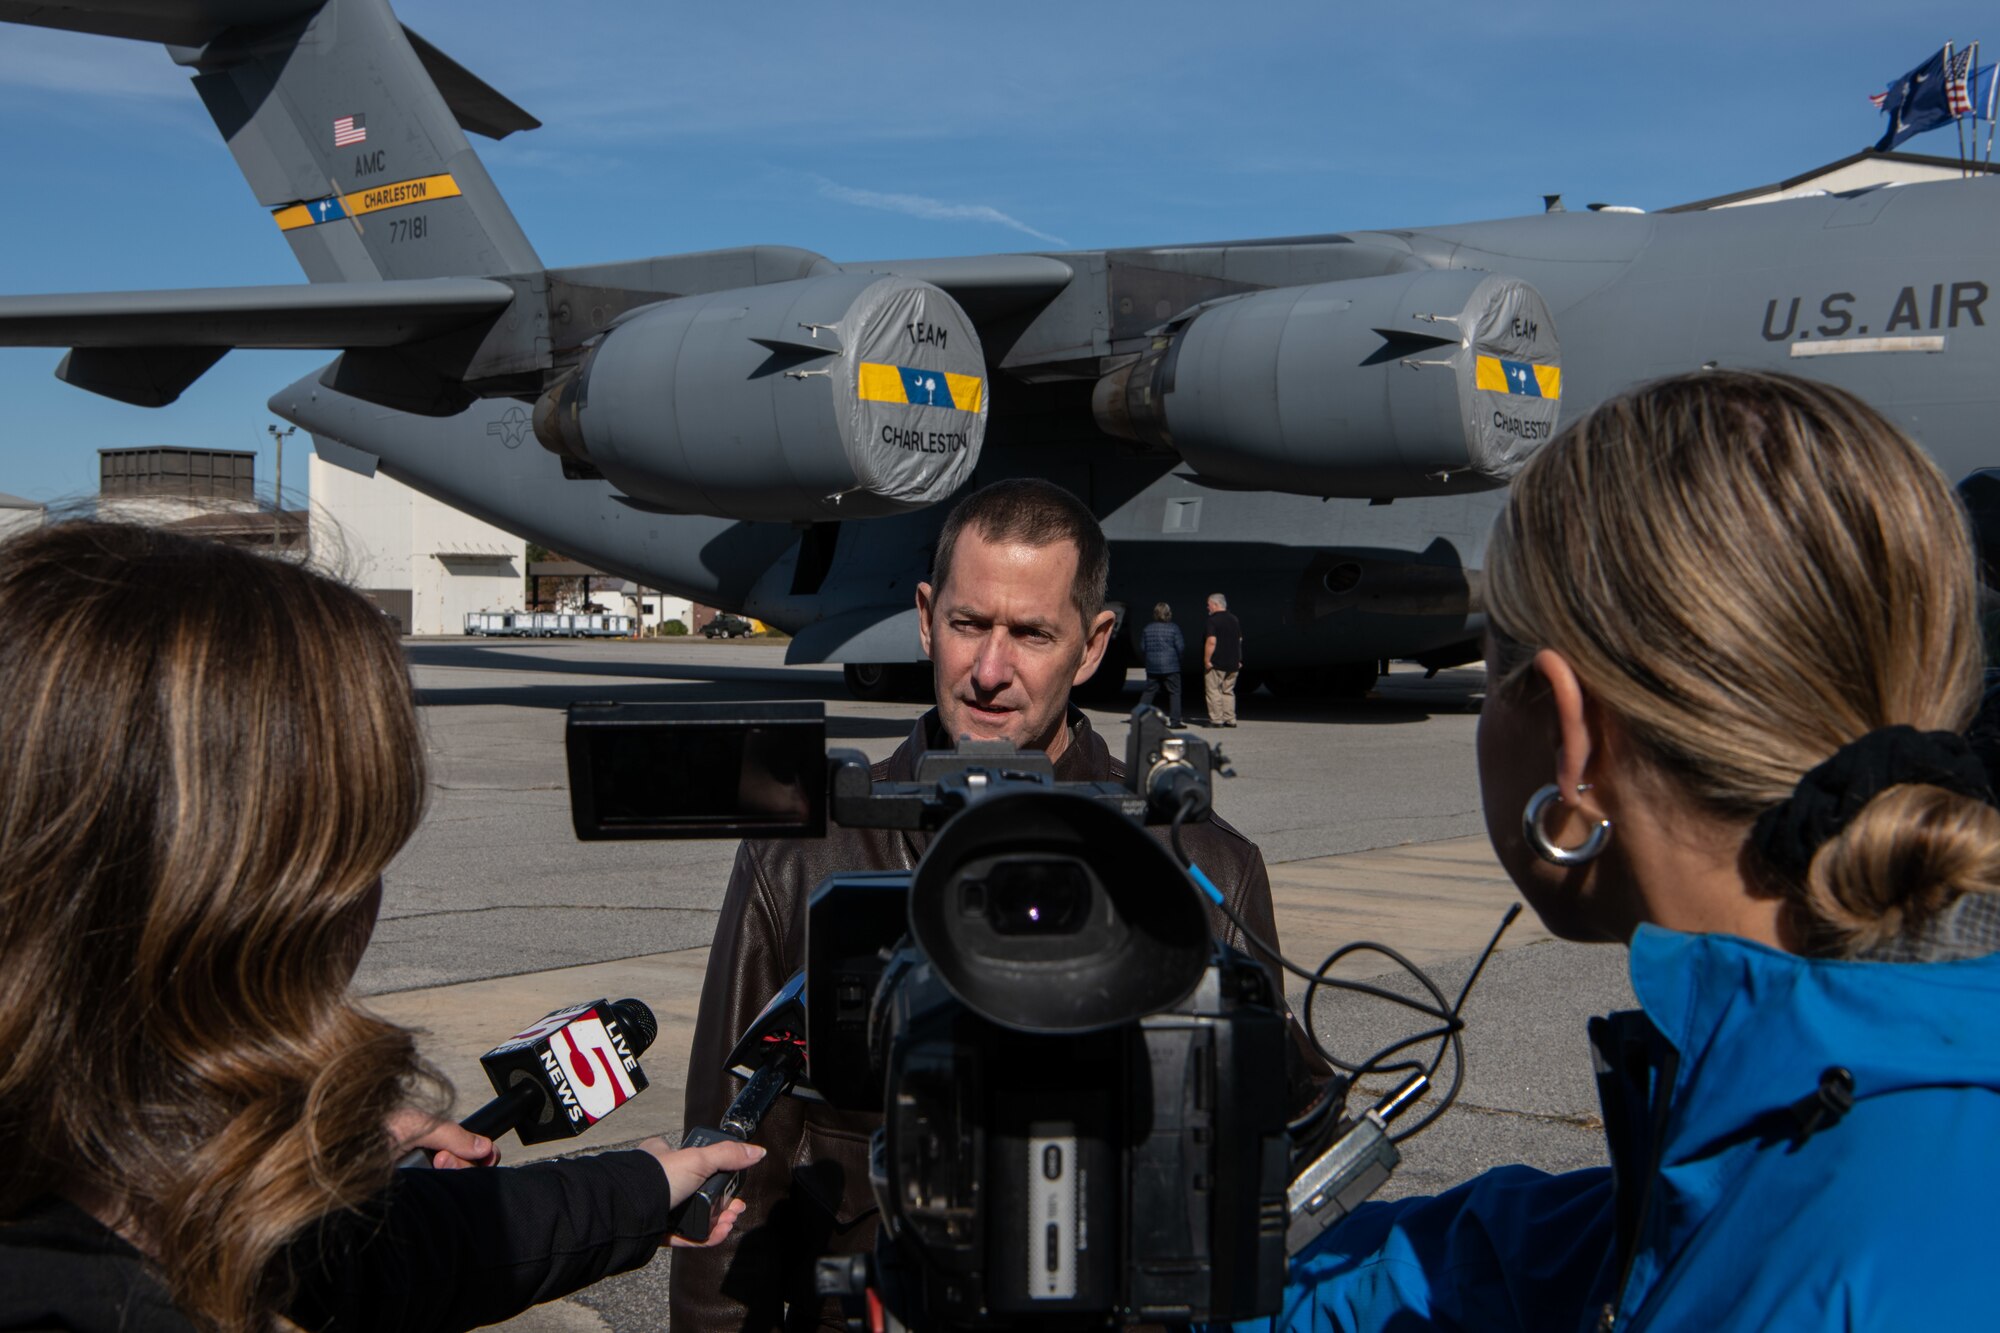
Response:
[1752,726,1991,882]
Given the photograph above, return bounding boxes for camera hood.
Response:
[908,790,1212,1033]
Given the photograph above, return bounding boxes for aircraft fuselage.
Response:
[281,177,2000,682]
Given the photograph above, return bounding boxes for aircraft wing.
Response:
[0,277,514,406]
[839,254,1075,323]
[0,278,514,349]
[0,1,320,44]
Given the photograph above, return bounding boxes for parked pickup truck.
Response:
[702,613,755,639]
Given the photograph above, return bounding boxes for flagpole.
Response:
[1975,40,1986,170]
[1983,40,1996,164]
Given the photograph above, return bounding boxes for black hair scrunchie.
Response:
[1749,726,1993,883]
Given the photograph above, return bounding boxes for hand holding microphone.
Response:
[641,1134,765,1246]
[669,974,809,1243]
[387,1110,501,1170]
[395,997,659,1169]
[387,996,758,1246]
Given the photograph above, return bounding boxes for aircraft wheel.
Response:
[1072,639,1132,706]
[844,662,898,701]
[892,664,935,704]
[1323,660,1381,700]
[1267,661,1379,704]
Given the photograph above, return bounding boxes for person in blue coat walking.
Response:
[1228,370,2000,1332]
[1139,600,1187,726]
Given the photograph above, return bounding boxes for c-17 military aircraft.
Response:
[2,0,1996,702]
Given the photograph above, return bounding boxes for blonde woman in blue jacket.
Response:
[1235,371,2000,1332]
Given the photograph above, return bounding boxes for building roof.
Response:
[164,509,307,541]
[1664,148,2000,213]
[431,541,519,559]
[0,491,43,510]
[97,445,257,459]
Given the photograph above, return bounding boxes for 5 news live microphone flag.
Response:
[398,998,656,1168]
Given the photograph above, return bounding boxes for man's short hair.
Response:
[1208,593,1227,610]
[929,478,1108,629]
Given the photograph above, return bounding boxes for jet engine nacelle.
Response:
[1093,269,1560,498]
[534,274,987,521]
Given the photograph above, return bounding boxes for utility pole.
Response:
[266,424,296,551]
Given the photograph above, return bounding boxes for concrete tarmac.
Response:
[360,640,1631,1331]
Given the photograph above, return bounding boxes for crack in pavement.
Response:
[380,904,722,922]
[1445,1101,1605,1132]
[1264,815,1484,860]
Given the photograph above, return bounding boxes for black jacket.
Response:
[0,1197,190,1333]
[0,1151,670,1333]
[670,708,1290,1332]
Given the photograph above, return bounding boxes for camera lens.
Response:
[975,859,1092,935]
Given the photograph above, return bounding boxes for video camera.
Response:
[565,701,1412,1329]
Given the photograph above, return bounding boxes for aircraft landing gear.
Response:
[843,663,932,703]
[1072,639,1133,706]
[1266,661,1381,704]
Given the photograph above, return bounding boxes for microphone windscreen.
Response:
[608,998,658,1055]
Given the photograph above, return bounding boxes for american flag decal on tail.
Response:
[333,114,367,147]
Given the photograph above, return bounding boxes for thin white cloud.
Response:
[816,178,1066,247]
[481,142,623,179]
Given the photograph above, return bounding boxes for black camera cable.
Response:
[1170,793,1520,1146]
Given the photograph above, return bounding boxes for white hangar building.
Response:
[309,446,526,635]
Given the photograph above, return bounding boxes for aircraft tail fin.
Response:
[173,0,542,284]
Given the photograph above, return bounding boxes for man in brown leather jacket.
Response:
[671,479,1294,1331]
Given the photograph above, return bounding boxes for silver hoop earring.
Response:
[1523,782,1611,866]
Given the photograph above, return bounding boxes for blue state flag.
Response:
[1974,62,1999,120]
[1876,47,1954,150]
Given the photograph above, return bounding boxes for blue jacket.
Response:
[1230,925,2000,1332]
[1142,620,1186,674]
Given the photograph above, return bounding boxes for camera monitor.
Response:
[566,701,827,839]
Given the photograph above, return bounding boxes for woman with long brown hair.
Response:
[1230,371,2000,1331]
[0,521,758,1332]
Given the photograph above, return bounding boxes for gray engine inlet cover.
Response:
[1459,274,1561,479]
[838,278,987,509]
[567,273,986,522]
[1144,268,1561,498]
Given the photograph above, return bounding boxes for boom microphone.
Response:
[398,997,657,1168]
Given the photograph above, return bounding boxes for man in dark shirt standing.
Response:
[1205,592,1244,727]
[671,482,1292,1331]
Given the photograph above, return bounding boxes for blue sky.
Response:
[0,0,1981,503]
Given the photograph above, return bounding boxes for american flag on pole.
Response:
[1948,46,1975,116]
[333,113,367,147]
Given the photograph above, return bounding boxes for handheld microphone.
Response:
[398,997,657,1168]
[671,976,807,1240]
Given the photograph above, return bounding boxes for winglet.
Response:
[402,25,540,140]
